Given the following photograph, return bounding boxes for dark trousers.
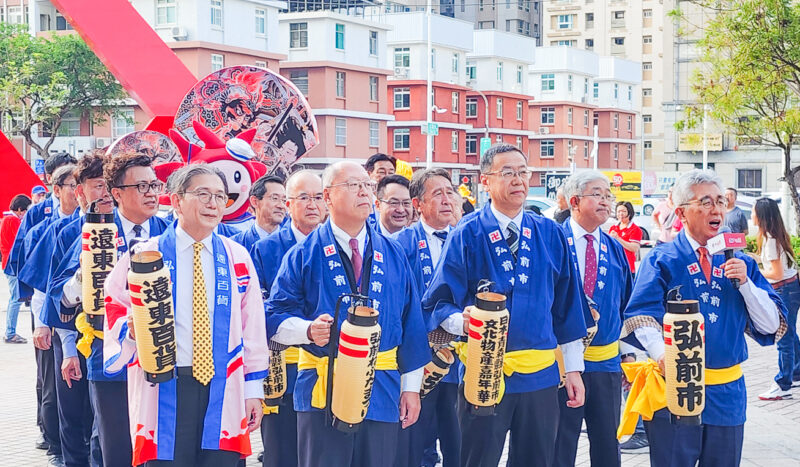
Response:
[260,396,298,467]
[459,384,559,467]
[554,371,621,467]
[395,382,460,467]
[296,411,400,467]
[36,329,61,455]
[53,331,96,467]
[644,413,744,467]
[774,278,800,390]
[89,380,132,466]
[144,368,241,467]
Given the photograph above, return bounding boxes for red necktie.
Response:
[698,247,711,283]
[349,238,362,284]
[584,234,597,298]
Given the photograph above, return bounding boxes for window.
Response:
[394,47,410,68]
[369,121,380,147]
[211,54,224,72]
[255,9,266,36]
[496,98,504,119]
[567,107,573,125]
[289,70,308,95]
[466,97,477,117]
[466,63,476,80]
[452,53,460,73]
[495,134,503,143]
[614,83,619,99]
[643,9,653,18]
[369,76,379,101]
[584,141,589,159]
[585,12,594,28]
[394,88,410,109]
[335,71,346,98]
[568,75,573,92]
[644,140,652,149]
[613,144,619,160]
[643,62,653,71]
[541,73,555,91]
[369,31,378,55]
[643,35,653,44]
[737,169,762,194]
[584,109,589,127]
[627,86,633,100]
[335,24,345,50]
[466,135,477,154]
[210,0,223,27]
[394,129,410,150]
[584,78,589,95]
[627,144,632,161]
[558,14,572,29]
[593,114,599,127]
[613,113,619,129]
[613,11,625,20]
[334,118,347,145]
[585,39,594,51]
[516,136,523,148]
[56,113,81,137]
[517,65,523,85]
[593,83,599,98]
[112,109,135,139]
[643,88,653,97]
[516,101,523,120]
[156,0,176,25]
[613,37,625,46]
[541,140,555,158]
[452,92,460,113]
[627,115,632,130]
[541,107,555,125]
[496,62,503,81]
[290,23,308,48]
[643,114,652,123]
[451,131,459,152]
[55,13,72,30]
[431,48,436,69]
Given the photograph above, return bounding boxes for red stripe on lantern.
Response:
[129,284,142,293]
[82,244,90,251]
[664,337,672,345]
[663,324,671,332]
[338,344,368,358]
[131,297,143,306]
[82,232,91,238]
[469,330,482,340]
[339,332,369,346]
[469,317,483,328]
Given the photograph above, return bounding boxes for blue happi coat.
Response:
[562,220,633,373]
[48,213,168,381]
[232,223,268,253]
[17,209,80,300]
[623,230,787,426]
[422,205,589,394]
[266,220,429,423]
[4,195,56,277]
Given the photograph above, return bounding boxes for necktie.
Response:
[132,224,143,238]
[192,242,214,385]
[698,246,712,283]
[506,222,519,257]
[433,230,449,243]
[349,238,363,285]
[584,234,597,298]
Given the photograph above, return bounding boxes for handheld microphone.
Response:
[707,226,746,289]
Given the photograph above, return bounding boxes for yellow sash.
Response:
[298,347,398,409]
[584,341,619,362]
[262,347,302,415]
[75,312,103,358]
[617,360,742,439]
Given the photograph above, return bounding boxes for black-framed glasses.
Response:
[117,181,164,194]
[485,168,532,180]
[289,194,325,203]
[380,198,413,209]
[577,193,616,203]
[181,190,228,205]
[328,180,377,193]
[680,196,728,210]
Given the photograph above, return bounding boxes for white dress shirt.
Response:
[378,220,400,239]
[290,222,309,244]
[568,217,601,280]
[254,223,272,241]
[419,219,450,265]
[117,212,149,245]
[634,231,782,361]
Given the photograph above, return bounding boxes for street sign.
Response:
[424,122,439,136]
[480,137,492,157]
[33,159,45,175]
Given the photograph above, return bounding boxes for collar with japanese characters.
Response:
[415,222,436,289]
[564,222,610,303]
[685,253,724,322]
[482,207,533,289]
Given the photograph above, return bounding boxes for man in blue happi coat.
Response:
[232,174,286,250]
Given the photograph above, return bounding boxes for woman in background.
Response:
[609,201,642,275]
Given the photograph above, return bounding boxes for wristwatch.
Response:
[620,352,636,361]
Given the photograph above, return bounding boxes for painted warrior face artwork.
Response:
[106,130,182,164]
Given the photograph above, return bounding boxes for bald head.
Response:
[286,170,325,235]
[322,161,375,235]
[287,170,323,197]
[322,161,368,188]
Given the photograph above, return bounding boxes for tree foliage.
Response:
[0,23,126,159]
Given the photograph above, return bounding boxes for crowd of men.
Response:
[3,143,788,467]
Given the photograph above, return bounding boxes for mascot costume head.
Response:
[155,120,268,224]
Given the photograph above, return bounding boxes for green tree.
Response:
[681,0,800,229]
[0,23,126,159]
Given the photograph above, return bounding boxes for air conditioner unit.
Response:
[95,137,111,148]
[394,67,409,78]
[171,26,188,41]
[539,127,550,135]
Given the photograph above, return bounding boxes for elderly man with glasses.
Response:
[266,161,429,467]
[622,169,787,467]
[233,175,287,249]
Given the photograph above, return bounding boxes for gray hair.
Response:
[480,143,527,173]
[286,169,322,196]
[52,164,76,186]
[562,170,610,206]
[409,168,450,200]
[672,169,724,207]
[171,163,228,195]
[322,161,362,188]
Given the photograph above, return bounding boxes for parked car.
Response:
[525,196,558,219]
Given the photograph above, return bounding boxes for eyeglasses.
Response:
[57,182,77,189]
[380,199,413,209]
[328,180,377,193]
[485,169,531,180]
[680,196,728,210]
[182,190,228,205]
[117,181,164,194]
[264,194,288,203]
[289,194,325,203]
[577,193,616,203]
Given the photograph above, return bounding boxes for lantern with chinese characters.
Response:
[80,211,118,330]
[420,347,455,398]
[263,341,287,408]
[664,299,705,425]
[129,250,176,384]
[463,289,509,415]
[328,296,382,432]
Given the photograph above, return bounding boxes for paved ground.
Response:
[1,277,799,466]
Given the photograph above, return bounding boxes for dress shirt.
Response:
[290,222,309,244]
[274,220,423,392]
[419,219,450,265]
[568,217,601,280]
[378,221,400,239]
[117,212,149,245]
[490,204,524,240]
[255,223,272,241]
[634,231,781,361]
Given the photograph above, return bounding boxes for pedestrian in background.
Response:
[724,187,750,235]
[609,201,642,275]
[31,186,47,205]
[2,193,31,343]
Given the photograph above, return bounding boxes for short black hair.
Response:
[250,175,285,199]
[376,174,409,199]
[726,187,738,198]
[365,153,396,174]
[616,201,635,220]
[105,152,153,189]
[44,152,78,175]
[409,168,450,200]
[9,194,31,212]
[74,151,108,184]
